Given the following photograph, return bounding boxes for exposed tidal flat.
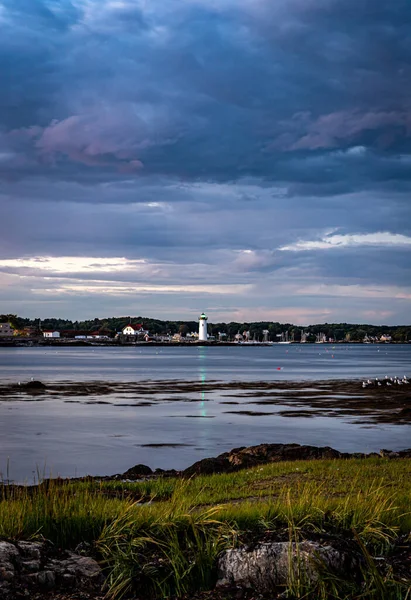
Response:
[0,344,410,482]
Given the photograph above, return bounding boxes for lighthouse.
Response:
[198,312,208,341]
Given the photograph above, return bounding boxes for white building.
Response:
[122,324,143,336]
[43,330,60,338]
[0,322,13,337]
[198,312,208,341]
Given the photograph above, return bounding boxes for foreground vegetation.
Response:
[1,457,411,598]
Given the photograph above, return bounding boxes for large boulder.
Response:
[227,443,343,467]
[183,454,232,477]
[380,448,411,458]
[183,444,345,477]
[121,464,153,479]
[217,541,359,592]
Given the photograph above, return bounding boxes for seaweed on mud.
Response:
[0,379,410,425]
[276,410,315,418]
[223,410,276,416]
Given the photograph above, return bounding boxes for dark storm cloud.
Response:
[1,0,411,185]
[0,0,410,323]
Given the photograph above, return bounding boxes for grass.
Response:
[1,457,410,598]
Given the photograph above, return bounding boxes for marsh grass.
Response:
[98,481,237,599]
[1,458,410,598]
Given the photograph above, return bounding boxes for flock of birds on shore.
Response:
[362,375,409,388]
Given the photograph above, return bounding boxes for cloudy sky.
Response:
[1,0,410,324]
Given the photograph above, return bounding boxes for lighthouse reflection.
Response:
[198,347,208,417]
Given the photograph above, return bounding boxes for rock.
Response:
[21,560,40,573]
[380,449,399,458]
[17,541,42,561]
[183,444,345,477]
[35,569,56,589]
[121,464,153,478]
[62,553,103,581]
[228,444,343,468]
[0,542,19,564]
[0,540,103,595]
[61,572,76,586]
[217,541,359,592]
[183,455,232,477]
[0,568,15,582]
[0,542,19,583]
[381,447,411,458]
[24,380,46,390]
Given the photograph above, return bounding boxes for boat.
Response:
[277,332,292,344]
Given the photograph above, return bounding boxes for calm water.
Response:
[0,345,410,481]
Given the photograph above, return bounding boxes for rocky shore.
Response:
[3,442,410,497]
[106,442,411,481]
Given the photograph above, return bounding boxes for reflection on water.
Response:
[199,346,207,417]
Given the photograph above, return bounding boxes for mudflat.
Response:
[1,378,410,425]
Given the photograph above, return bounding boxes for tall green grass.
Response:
[98,479,410,599]
[0,481,128,547]
[99,485,237,599]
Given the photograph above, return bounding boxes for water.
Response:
[0,345,410,482]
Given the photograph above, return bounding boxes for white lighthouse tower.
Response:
[198,312,208,341]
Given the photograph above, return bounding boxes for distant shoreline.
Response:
[0,338,409,347]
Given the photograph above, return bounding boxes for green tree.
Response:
[178,324,189,337]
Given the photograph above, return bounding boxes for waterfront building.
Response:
[198,312,208,341]
[43,330,60,338]
[0,322,13,337]
[122,324,143,336]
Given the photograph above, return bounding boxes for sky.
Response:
[0,0,410,325]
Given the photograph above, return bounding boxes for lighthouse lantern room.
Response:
[198,312,208,341]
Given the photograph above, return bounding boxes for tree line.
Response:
[1,314,410,342]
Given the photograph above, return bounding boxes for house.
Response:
[0,322,14,337]
[186,332,199,340]
[122,324,144,336]
[152,334,172,342]
[43,330,60,338]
